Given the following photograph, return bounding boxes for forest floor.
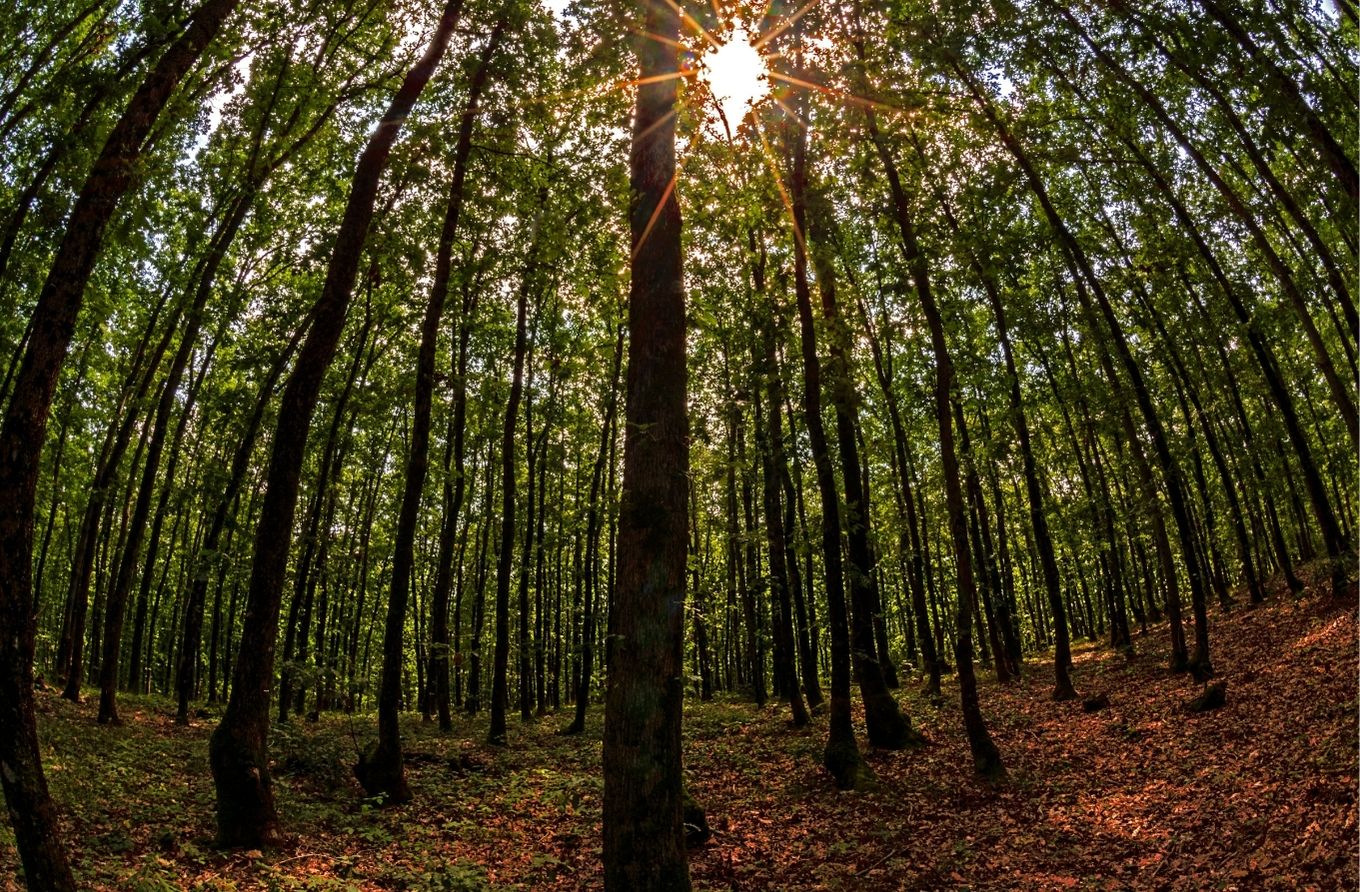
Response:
[1,586,1355,891]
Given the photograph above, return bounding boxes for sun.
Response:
[699,26,772,129]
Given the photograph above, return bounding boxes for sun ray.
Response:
[768,70,919,118]
[772,95,809,130]
[661,0,723,49]
[752,0,823,50]
[634,105,680,148]
[627,25,688,50]
[630,162,683,264]
[758,0,776,27]
[707,0,725,30]
[522,65,697,113]
[628,69,698,88]
[752,118,806,257]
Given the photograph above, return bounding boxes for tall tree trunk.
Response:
[785,64,870,790]
[466,457,497,715]
[752,288,810,727]
[566,321,623,734]
[1043,3,1356,445]
[517,368,540,722]
[864,110,1004,778]
[209,2,462,846]
[601,0,691,884]
[857,294,942,699]
[934,197,1075,699]
[61,290,180,700]
[1192,0,1358,204]
[0,0,241,881]
[176,325,300,723]
[952,55,1217,677]
[490,209,543,745]
[98,200,247,724]
[358,18,501,798]
[809,223,917,747]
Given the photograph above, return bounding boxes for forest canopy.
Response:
[0,0,1354,888]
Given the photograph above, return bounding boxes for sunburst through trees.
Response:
[0,0,1353,887]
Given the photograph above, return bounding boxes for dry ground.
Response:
[1,589,1354,890]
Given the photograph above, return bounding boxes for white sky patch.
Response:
[699,27,771,129]
[192,54,254,158]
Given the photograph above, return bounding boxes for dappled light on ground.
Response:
[1,592,1352,890]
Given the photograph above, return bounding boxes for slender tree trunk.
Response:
[517,365,541,723]
[935,197,1075,698]
[865,109,1003,778]
[857,295,942,699]
[490,211,542,745]
[809,223,917,747]
[1043,4,1356,445]
[1192,0,1358,204]
[953,56,1217,677]
[61,291,180,700]
[752,283,809,727]
[785,64,870,789]
[358,19,501,796]
[467,458,496,715]
[0,0,243,879]
[566,321,623,734]
[176,325,300,723]
[99,217,245,725]
[209,3,462,846]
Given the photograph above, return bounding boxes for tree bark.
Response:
[601,0,691,884]
[209,1,462,846]
[865,109,1004,779]
[0,0,241,882]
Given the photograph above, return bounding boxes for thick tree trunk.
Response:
[601,0,690,884]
